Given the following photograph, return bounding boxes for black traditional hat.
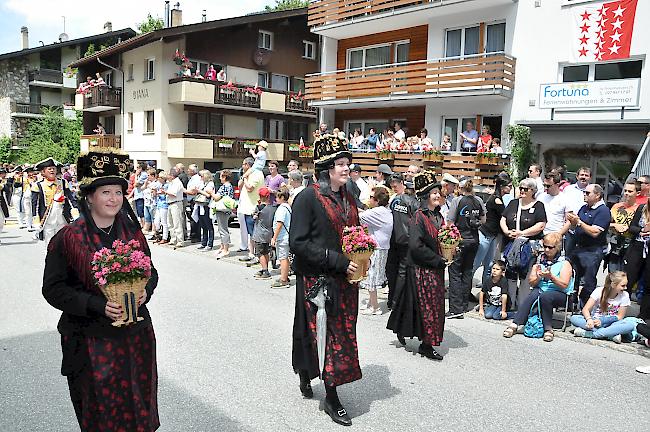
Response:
[76,147,131,193]
[25,165,37,173]
[12,165,24,173]
[413,170,440,197]
[34,157,61,171]
[313,133,352,168]
[0,167,6,174]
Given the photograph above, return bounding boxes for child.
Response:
[251,187,276,280]
[270,187,292,288]
[153,172,170,244]
[142,168,157,234]
[491,137,503,154]
[571,271,636,343]
[243,140,268,180]
[478,260,511,320]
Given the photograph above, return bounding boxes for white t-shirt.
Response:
[238,170,264,215]
[166,177,184,203]
[394,129,405,141]
[356,177,370,203]
[538,191,568,234]
[564,183,588,213]
[589,286,631,317]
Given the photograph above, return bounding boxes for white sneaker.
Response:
[574,328,586,337]
[636,365,650,374]
[612,335,622,344]
[360,307,375,315]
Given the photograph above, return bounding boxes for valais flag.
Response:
[572,0,638,62]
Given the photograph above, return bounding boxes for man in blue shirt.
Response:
[459,121,479,152]
[567,183,611,304]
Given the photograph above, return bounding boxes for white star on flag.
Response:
[610,31,622,42]
[609,43,621,54]
[612,18,624,30]
[612,5,626,17]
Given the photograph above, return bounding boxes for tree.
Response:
[138,14,164,34]
[506,124,535,181]
[20,108,83,164]
[0,136,13,164]
[264,0,309,11]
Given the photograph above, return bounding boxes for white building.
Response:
[306,0,649,182]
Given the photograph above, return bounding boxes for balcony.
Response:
[306,53,515,106]
[28,68,63,88]
[76,87,121,112]
[167,134,303,162]
[309,0,514,38]
[168,78,317,117]
[80,134,121,152]
[10,102,47,117]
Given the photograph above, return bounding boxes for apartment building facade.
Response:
[307,0,649,183]
[0,26,135,147]
[71,7,319,171]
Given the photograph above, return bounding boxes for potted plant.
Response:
[298,141,313,158]
[423,149,444,163]
[475,152,498,165]
[288,143,300,152]
[242,140,258,149]
[218,138,235,149]
[376,148,395,160]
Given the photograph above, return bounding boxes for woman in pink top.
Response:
[205,65,217,81]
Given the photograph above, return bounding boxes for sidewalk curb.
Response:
[464,311,650,359]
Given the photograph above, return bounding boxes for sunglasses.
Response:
[542,244,555,250]
[543,184,552,188]
[519,187,530,192]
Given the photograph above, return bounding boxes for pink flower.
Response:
[98,277,107,286]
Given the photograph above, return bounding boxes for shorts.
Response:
[254,241,270,257]
[134,198,145,218]
[244,214,255,236]
[276,242,290,260]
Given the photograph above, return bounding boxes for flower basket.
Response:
[342,225,377,283]
[376,150,395,160]
[299,148,313,158]
[100,278,148,327]
[475,153,498,165]
[243,141,257,149]
[344,250,373,283]
[439,243,459,262]
[423,153,444,163]
[288,144,300,152]
[219,140,234,149]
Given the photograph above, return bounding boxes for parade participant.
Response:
[290,134,361,426]
[22,166,37,231]
[0,167,9,244]
[385,173,420,310]
[42,147,159,431]
[387,170,447,361]
[34,158,74,244]
[10,165,27,228]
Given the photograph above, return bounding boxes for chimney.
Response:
[202,10,206,23]
[164,1,170,28]
[21,26,29,50]
[171,2,182,27]
[104,21,112,32]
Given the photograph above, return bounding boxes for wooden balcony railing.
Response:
[215,86,261,108]
[81,134,121,149]
[83,86,121,111]
[28,68,63,85]
[305,53,516,102]
[286,96,317,114]
[168,133,305,161]
[309,0,433,27]
[9,102,56,115]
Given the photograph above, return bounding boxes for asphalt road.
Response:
[1,224,648,432]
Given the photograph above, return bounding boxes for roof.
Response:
[69,7,307,68]
[0,28,136,62]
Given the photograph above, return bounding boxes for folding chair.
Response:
[559,269,577,332]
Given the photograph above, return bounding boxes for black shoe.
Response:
[445,311,464,319]
[397,334,406,346]
[299,381,313,399]
[418,344,443,361]
[324,400,352,426]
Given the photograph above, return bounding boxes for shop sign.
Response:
[539,78,639,109]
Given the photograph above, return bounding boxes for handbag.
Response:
[213,195,236,212]
[523,297,544,338]
[194,192,208,204]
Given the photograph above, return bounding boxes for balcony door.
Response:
[347,44,391,70]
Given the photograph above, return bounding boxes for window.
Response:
[486,23,506,53]
[189,59,209,76]
[445,26,480,57]
[303,40,316,60]
[145,58,155,81]
[595,60,642,81]
[288,121,309,141]
[348,45,391,69]
[188,112,224,135]
[127,112,133,131]
[258,30,273,50]
[443,117,480,151]
[257,72,268,88]
[257,119,265,138]
[271,74,289,91]
[145,110,154,133]
[345,120,389,137]
[563,65,589,82]
[395,42,410,63]
[104,72,112,87]
[127,64,134,81]
[292,77,305,93]
[269,119,286,140]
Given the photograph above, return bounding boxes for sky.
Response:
[0,0,273,55]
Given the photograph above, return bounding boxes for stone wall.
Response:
[0,58,30,102]
[0,97,11,137]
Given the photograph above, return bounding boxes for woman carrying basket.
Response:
[387,171,448,361]
[42,148,159,431]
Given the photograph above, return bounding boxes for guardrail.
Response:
[28,68,63,85]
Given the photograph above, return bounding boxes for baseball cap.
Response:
[377,164,393,175]
[349,163,362,173]
[389,173,404,184]
[258,186,271,197]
